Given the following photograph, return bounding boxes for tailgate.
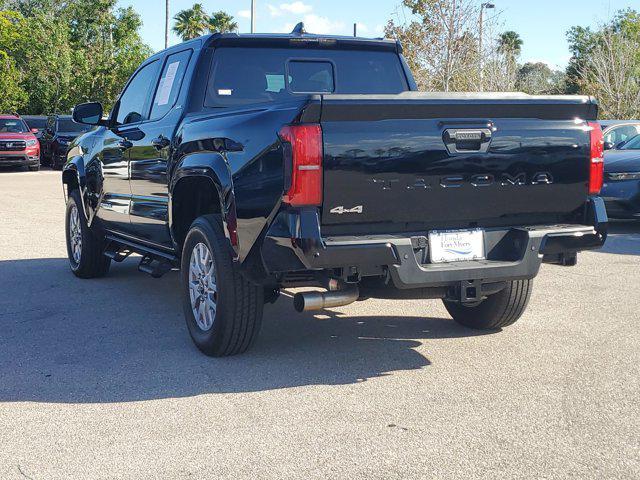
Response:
[320,93,597,233]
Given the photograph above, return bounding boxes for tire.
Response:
[443,279,533,330]
[181,215,264,357]
[28,164,40,172]
[65,189,111,278]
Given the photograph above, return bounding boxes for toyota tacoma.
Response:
[62,26,608,356]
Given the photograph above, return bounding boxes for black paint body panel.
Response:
[321,116,592,233]
[61,32,604,287]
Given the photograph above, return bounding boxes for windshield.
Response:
[620,134,640,150]
[57,119,92,133]
[0,118,29,133]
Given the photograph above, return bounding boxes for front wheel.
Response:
[443,279,533,330]
[181,215,264,357]
[65,190,111,278]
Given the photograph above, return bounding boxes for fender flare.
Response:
[62,155,89,222]
[170,151,239,257]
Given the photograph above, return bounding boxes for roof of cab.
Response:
[205,31,400,52]
[149,29,400,60]
[0,114,20,119]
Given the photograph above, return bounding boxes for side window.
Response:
[116,60,160,125]
[606,125,640,145]
[150,50,192,120]
[47,117,55,132]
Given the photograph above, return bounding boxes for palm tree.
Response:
[172,3,209,41]
[208,11,238,34]
[497,31,523,88]
[497,31,523,57]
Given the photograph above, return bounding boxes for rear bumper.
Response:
[262,197,608,289]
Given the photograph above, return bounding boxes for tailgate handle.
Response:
[443,128,492,155]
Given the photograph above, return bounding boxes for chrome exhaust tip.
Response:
[293,286,359,312]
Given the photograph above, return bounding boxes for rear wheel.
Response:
[181,215,264,357]
[65,190,110,278]
[443,279,533,330]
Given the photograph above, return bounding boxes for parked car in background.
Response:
[601,120,640,150]
[21,115,48,141]
[41,115,93,169]
[601,133,640,219]
[0,114,41,171]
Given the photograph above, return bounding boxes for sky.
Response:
[117,0,640,70]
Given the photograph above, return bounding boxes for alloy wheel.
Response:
[69,204,82,264]
[188,242,218,331]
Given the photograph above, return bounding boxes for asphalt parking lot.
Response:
[0,168,639,479]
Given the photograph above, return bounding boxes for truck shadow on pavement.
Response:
[0,258,489,404]
[596,221,640,256]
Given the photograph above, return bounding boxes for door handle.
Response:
[118,139,133,150]
[151,135,170,150]
[442,128,492,155]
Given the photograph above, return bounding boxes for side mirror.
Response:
[30,128,39,134]
[72,102,103,126]
[603,141,614,150]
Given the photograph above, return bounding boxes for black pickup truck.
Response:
[63,27,608,356]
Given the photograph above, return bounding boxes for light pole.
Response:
[165,0,169,49]
[478,2,495,92]
[251,0,256,33]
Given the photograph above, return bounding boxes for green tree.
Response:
[0,11,28,111]
[208,10,237,33]
[1,0,152,114]
[566,9,640,118]
[2,0,68,18]
[173,3,209,40]
[385,0,480,91]
[497,30,523,57]
[516,62,564,95]
[493,31,523,90]
[19,14,73,114]
[64,1,153,111]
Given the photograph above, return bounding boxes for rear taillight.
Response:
[279,124,323,206]
[588,121,604,195]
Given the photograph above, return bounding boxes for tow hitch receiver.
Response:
[453,280,508,303]
[460,279,482,303]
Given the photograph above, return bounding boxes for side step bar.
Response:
[104,234,179,278]
[138,256,174,278]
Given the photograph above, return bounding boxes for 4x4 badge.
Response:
[330,205,363,215]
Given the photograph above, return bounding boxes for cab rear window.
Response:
[205,47,408,107]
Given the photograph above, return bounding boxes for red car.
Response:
[0,114,41,171]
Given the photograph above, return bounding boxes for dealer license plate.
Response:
[429,229,485,263]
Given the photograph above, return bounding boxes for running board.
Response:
[104,234,178,278]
